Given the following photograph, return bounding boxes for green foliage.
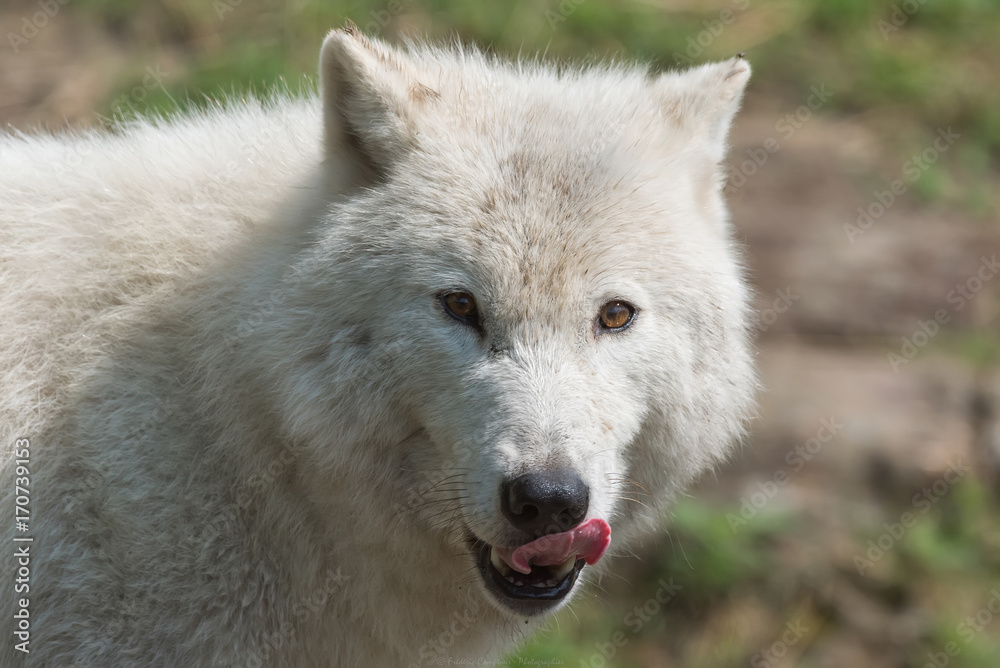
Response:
[75,0,1000,215]
[658,498,784,596]
[505,498,795,665]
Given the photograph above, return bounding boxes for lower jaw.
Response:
[473,539,585,617]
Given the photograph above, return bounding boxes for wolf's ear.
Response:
[654,57,751,163]
[319,24,434,179]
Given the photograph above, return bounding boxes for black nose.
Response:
[501,469,589,538]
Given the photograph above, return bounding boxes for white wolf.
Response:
[0,26,756,667]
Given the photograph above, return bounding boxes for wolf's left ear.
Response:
[654,57,751,163]
[319,23,434,180]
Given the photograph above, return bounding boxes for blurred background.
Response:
[2,0,998,666]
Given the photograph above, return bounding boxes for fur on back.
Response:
[0,97,321,444]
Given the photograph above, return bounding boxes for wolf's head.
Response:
[264,27,756,618]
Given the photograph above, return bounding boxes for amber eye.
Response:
[440,291,480,327]
[598,300,635,331]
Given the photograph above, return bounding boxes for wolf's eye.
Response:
[440,291,480,327]
[598,300,635,331]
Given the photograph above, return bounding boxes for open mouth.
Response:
[477,541,585,611]
[473,517,611,616]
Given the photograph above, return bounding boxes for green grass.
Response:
[76,0,1000,215]
[74,0,1000,139]
[503,498,798,666]
[504,479,1000,666]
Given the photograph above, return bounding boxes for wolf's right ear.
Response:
[319,24,434,180]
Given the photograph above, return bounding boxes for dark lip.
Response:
[472,539,585,617]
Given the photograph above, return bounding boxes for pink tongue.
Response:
[494,518,611,575]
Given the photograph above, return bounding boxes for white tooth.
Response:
[489,548,512,577]
[552,556,576,581]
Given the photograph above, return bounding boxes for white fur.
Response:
[1,28,756,667]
